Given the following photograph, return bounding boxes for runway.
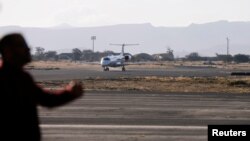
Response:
[30,66,231,81]
[39,92,250,141]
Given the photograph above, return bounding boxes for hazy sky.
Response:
[0,0,249,27]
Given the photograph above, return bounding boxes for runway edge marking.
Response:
[41,124,206,130]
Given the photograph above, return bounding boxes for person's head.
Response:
[0,33,31,68]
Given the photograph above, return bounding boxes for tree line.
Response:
[32,47,250,63]
[185,52,250,63]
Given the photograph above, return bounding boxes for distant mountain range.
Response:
[1,20,250,57]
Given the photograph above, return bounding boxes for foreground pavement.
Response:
[39,92,250,141]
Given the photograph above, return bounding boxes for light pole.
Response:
[226,37,230,65]
[91,36,96,52]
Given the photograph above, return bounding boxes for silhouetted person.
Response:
[0,33,83,141]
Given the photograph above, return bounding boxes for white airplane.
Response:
[100,43,139,71]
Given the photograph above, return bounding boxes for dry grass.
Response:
[26,61,100,70]
[26,60,250,70]
[37,76,250,93]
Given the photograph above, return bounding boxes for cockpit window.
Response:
[103,58,110,61]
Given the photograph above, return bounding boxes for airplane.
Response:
[100,43,139,71]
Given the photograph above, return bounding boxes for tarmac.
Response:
[29,66,250,141]
[29,66,231,81]
[39,92,250,141]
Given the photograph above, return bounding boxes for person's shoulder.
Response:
[22,70,33,79]
[0,67,3,75]
[0,67,5,81]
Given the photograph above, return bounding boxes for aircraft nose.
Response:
[101,58,110,66]
[102,60,109,65]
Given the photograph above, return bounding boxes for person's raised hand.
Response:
[66,80,84,98]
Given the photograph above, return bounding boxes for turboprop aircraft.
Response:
[100,43,139,71]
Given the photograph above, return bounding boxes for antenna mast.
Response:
[226,37,230,65]
[91,36,96,52]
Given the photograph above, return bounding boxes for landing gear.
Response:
[103,67,109,71]
[122,66,126,71]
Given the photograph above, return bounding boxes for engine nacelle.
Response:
[124,55,132,61]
